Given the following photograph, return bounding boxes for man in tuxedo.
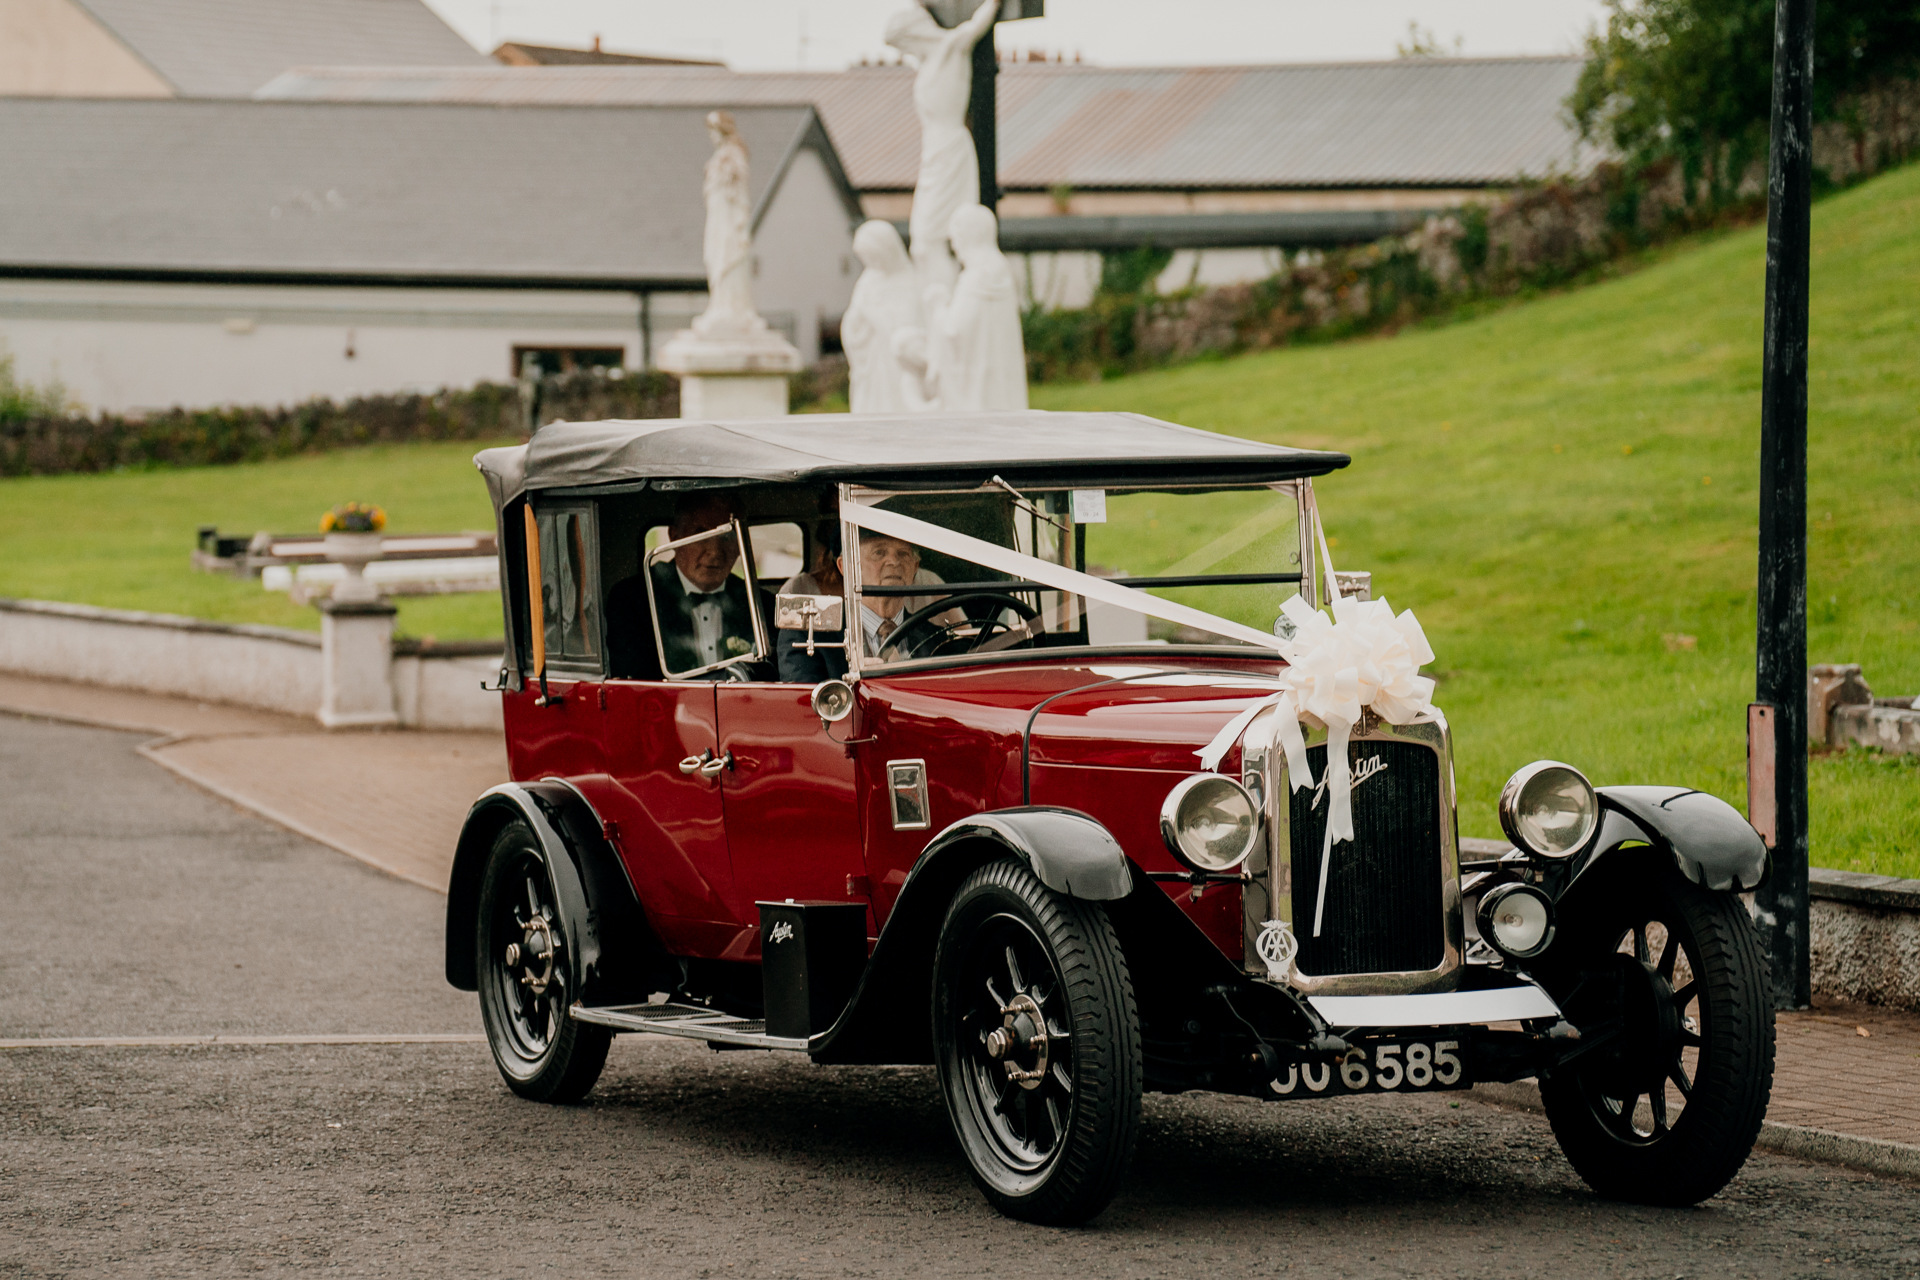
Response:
[606,493,767,680]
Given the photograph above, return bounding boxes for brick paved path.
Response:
[2,672,1914,1170]
[1775,998,1920,1146]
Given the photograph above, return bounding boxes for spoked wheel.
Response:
[932,859,1140,1225]
[476,821,611,1103]
[1539,858,1774,1205]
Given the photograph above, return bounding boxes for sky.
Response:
[421,1,1611,72]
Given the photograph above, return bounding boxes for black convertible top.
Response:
[475,410,1348,514]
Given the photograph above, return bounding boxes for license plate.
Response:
[1265,1036,1470,1098]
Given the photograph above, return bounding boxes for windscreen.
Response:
[844,484,1305,667]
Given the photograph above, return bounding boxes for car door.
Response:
[712,684,867,947]
[595,680,742,957]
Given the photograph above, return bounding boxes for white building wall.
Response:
[1007,247,1290,313]
[1156,247,1289,293]
[0,280,655,414]
[1011,251,1102,311]
[750,146,858,364]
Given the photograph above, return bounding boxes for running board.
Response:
[570,1001,808,1052]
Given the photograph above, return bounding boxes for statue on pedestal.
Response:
[659,109,800,418]
[693,111,762,338]
[842,221,923,414]
[885,1,998,296]
[930,205,1027,411]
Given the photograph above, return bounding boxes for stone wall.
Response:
[0,597,500,731]
[1811,870,1920,1012]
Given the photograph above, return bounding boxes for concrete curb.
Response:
[1470,1080,1920,1182]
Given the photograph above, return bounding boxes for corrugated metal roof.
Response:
[257,57,1599,191]
[0,99,848,286]
[74,0,490,97]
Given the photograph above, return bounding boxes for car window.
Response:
[847,483,1305,667]
[534,505,600,670]
[642,519,770,680]
[749,522,806,585]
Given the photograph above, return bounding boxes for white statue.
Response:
[890,326,939,412]
[930,205,1027,411]
[693,111,761,337]
[885,1,998,297]
[841,221,923,414]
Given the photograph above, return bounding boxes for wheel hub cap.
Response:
[511,914,558,996]
[1595,951,1682,1093]
[988,993,1050,1090]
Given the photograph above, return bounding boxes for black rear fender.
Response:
[444,782,670,1004]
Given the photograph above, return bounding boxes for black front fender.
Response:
[444,782,667,1004]
[1563,786,1770,896]
[921,807,1134,901]
[809,806,1132,1066]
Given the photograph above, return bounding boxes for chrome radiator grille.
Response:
[1287,739,1445,976]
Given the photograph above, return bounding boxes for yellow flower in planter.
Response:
[321,502,387,533]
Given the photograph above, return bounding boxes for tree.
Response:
[1569,0,1920,206]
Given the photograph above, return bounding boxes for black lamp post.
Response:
[1751,0,1816,1011]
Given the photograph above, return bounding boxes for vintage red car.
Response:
[447,410,1774,1225]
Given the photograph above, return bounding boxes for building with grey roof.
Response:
[0,0,488,98]
[258,55,1600,306]
[0,98,862,412]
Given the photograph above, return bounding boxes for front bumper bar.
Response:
[1308,985,1561,1028]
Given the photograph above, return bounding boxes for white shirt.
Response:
[678,567,726,668]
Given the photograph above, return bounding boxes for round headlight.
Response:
[1160,774,1261,873]
[1498,760,1598,858]
[810,679,854,723]
[1477,882,1557,959]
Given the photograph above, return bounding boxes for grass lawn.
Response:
[1,164,1913,873]
[0,440,515,642]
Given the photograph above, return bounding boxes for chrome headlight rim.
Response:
[1159,773,1262,874]
[1476,881,1557,959]
[1498,759,1599,859]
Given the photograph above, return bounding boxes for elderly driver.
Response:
[845,530,960,658]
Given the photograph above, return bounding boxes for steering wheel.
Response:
[882,590,1040,660]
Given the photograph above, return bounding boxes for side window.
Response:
[535,505,600,671]
[750,522,806,587]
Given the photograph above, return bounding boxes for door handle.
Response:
[677,751,709,775]
[699,750,733,777]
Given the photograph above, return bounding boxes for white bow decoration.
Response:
[1195,592,1442,937]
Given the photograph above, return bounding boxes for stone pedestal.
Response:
[319,598,398,729]
[658,325,802,419]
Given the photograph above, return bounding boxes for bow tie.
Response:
[688,590,724,606]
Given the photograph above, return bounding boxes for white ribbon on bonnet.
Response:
[1195,592,1442,937]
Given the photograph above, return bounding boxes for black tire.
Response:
[1538,857,1774,1205]
[931,858,1141,1226]
[476,820,612,1104]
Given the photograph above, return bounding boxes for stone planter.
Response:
[323,531,384,604]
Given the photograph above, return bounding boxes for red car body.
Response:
[446,410,1775,1225]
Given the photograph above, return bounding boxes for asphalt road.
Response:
[3,713,1916,1279]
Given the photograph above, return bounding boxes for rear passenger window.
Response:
[535,505,600,670]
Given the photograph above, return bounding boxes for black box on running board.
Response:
[756,900,868,1041]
